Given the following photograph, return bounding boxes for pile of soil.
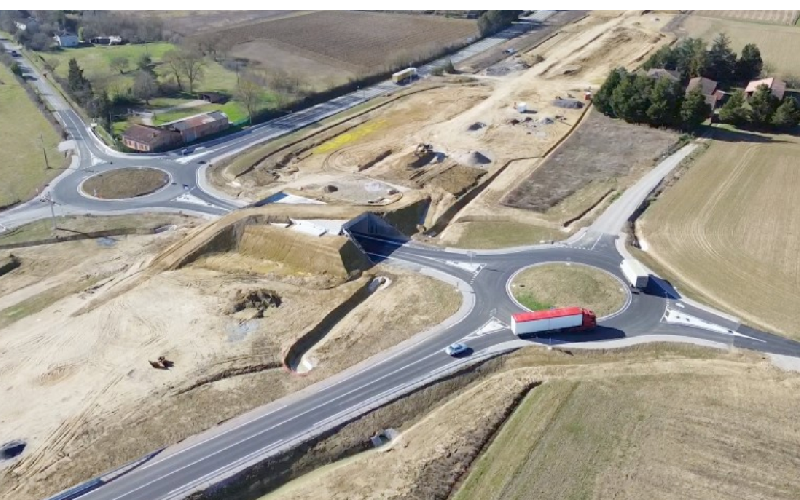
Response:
[465,151,492,166]
[552,99,584,109]
[227,289,282,318]
[0,254,21,276]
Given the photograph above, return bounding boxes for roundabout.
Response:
[80,167,171,200]
[507,262,630,320]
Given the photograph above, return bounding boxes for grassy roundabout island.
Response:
[82,168,169,200]
[510,263,628,318]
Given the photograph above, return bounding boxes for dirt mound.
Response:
[553,99,584,109]
[0,254,21,276]
[227,288,282,318]
[465,151,492,166]
[468,122,486,131]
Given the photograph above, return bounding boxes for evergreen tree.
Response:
[674,38,706,80]
[67,57,87,92]
[707,33,737,82]
[611,74,651,123]
[593,67,626,116]
[718,89,749,126]
[771,97,800,129]
[647,77,683,126]
[680,88,711,130]
[736,43,763,81]
[749,84,779,127]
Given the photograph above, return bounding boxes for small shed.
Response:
[199,91,227,104]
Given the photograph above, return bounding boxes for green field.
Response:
[152,101,251,125]
[0,61,62,207]
[38,42,238,102]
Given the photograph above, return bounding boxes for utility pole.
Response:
[40,134,50,169]
[44,192,56,232]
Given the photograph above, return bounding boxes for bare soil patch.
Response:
[503,110,678,213]
[510,263,627,317]
[81,168,169,200]
[446,220,563,249]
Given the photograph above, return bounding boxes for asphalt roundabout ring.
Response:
[506,261,632,321]
[79,167,172,200]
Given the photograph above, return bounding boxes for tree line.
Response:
[477,11,523,37]
[717,86,800,129]
[593,68,711,130]
[642,34,762,85]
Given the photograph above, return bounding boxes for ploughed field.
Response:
[692,10,800,25]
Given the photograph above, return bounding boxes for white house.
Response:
[54,33,79,48]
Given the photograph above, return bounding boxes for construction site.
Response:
[0,11,684,500]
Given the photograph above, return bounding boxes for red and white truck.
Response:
[511,307,597,336]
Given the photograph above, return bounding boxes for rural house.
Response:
[122,124,181,152]
[163,111,230,143]
[645,68,680,82]
[14,18,38,31]
[745,77,786,100]
[54,33,79,48]
[686,77,720,108]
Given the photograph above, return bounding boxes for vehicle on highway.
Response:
[621,259,650,289]
[444,343,469,356]
[511,307,596,337]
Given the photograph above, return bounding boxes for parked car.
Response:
[444,343,470,357]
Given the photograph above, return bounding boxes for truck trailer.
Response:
[392,67,418,84]
[621,259,649,288]
[511,307,597,337]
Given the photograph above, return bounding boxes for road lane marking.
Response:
[108,351,443,500]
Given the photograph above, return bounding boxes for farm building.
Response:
[199,91,227,104]
[163,111,230,143]
[53,33,79,48]
[122,124,181,152]
[686,77,720,108]
[745,77,786,100]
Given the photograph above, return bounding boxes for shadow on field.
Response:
[707,126,793,143]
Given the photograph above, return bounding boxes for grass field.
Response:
[680,15,800,80]
[639,129,800,339]
[450,221,564,249]
[38,42,238,102]
[81,168,169,199]
[0,61,62,208]
[510,263,627,317]
[152,101,250,125]
[201,11,477,87]
[454,368,800,500]
[692,10,800,26]
[503,111,678,212]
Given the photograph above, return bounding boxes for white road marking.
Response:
[675,302,685,308]
[174,193,216,207]
[461,318,508,341]
[663,309,764,341]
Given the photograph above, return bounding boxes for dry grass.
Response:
[510,263,627,317]
[639,130,800,339]
[0,60,62,208]
[81,168,169,199]
[692,10,800,26]
[0,214,198,246]
[679,15,800,79]
[199,11,477,77]
[503,110,678,212]
[449,220,563,249]
[454,365,800,500]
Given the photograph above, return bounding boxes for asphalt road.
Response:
[2,15,799,500]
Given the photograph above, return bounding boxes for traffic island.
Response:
[509,262,628,318]
[80,167,170,200]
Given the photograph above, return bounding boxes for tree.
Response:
[87,90,112,131]
[593,67,626,116]
[647,77,683,126]
[718,89,749,126]
[736,43,763,82]
[680,88,711,130]
[749,84,779,127]
[706,33,737,82]
[235,73,266,125]
[110,56,129,74]
[178,48,206,94]
[9,61,23,77]
[67,57,90,94]
[132,70,158,104]
[770,97,800,129]
[29,32,53,51]
[162,50,183,91]
[477,11,522,37]
[610,74,651,123]
[137,54,153,71]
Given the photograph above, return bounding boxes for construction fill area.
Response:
[0,11,682,500]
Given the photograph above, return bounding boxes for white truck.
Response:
[621,259,649,289]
